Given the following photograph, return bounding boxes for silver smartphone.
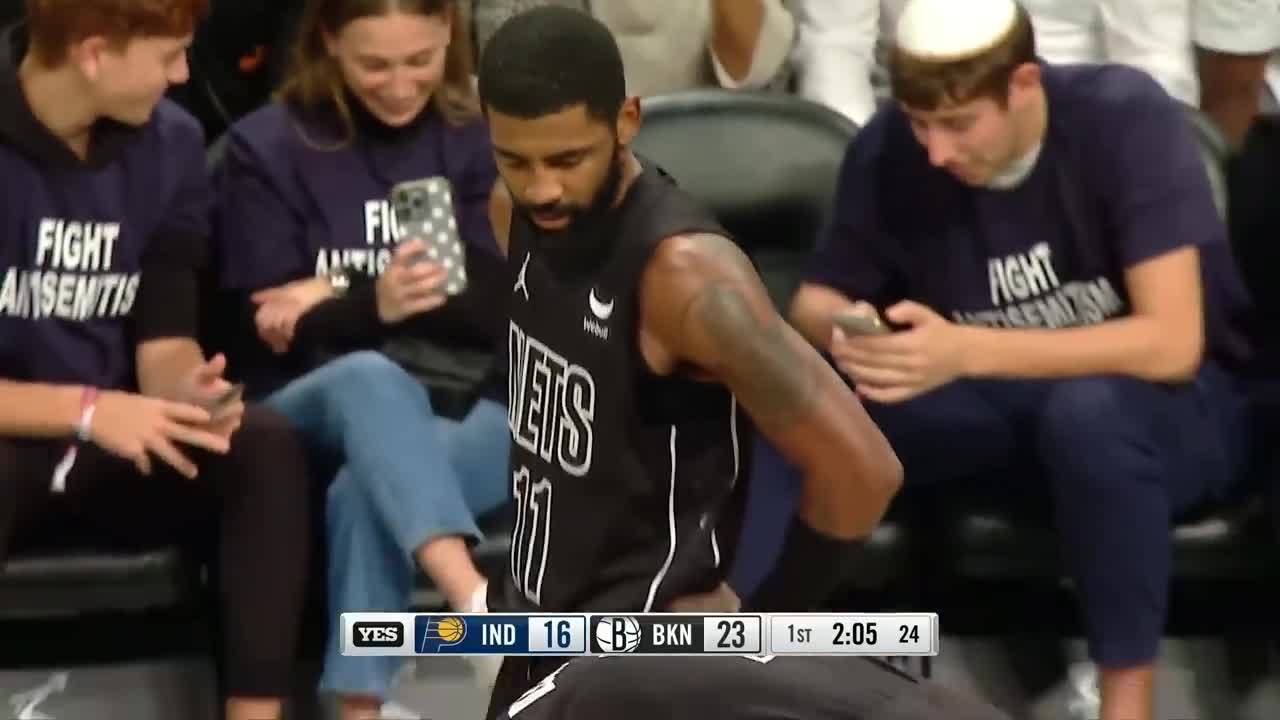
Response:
[390,176,468,296]
[833,311,890,336]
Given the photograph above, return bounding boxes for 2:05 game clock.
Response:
[767,613,938,656]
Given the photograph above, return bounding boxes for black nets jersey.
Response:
[498,163,748,613]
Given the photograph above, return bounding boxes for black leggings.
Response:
[0,405,314,699]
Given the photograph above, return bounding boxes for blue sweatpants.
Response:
[737,363,1249,668]
[265,351,511,697]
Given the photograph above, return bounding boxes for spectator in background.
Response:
[791,0,897,126]
[1195,0,1280,148]
[168,0,307,140]
[466,0,796,95]
[792,0,1199,126]
[0,3,315,720]
[1018,0,1199,106]
[782,0,1256,718]
[212,1,510,718]
[467,0,585,55]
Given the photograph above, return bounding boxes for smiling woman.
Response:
[278,0,476,143]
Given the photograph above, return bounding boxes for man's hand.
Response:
[668,582,741,613]
[376,239,449,324]
[90,391,230,478]
[831,300,968,404]
[251,276,334,353]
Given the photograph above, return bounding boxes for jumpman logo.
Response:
[513,252,530,301]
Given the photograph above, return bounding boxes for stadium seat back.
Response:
[1181,104,1230,219]
[633,91,857,310]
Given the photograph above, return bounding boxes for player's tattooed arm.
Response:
[642,233,903,540]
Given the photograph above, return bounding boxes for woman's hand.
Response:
[376,239,449,324]
[250,277,334,353]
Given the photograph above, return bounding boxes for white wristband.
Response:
[75,404,95,442]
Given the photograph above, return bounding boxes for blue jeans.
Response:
[264,351,510,697]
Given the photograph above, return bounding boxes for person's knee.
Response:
[1038,376,1146,449]
[222,404,311,492]
[325,467,373,526]
[320,351,420,396]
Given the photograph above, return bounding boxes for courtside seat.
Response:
[0,547,199,620]
[937,493,1278,582]
[633,91,914,591]
[634,90,856,310]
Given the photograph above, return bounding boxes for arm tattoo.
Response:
[693,279,822,431]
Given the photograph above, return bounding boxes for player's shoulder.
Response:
[649,232,754,285]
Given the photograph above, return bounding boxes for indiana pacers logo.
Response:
[418,616,467,653]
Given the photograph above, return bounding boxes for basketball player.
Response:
[477,7,905,717]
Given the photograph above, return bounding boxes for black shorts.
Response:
[490,655,1011,720]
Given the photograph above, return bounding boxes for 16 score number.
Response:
[545,620,573,648]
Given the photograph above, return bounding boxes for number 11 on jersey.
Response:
[511,467,553,605]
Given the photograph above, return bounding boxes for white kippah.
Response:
[896,0,1019,60]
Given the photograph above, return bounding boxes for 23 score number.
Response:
[786,622,922,646]
[715,619,748,649]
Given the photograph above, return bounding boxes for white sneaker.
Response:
[1065,662,1102,720]
[467,582,489,613]
[459,582,504,685]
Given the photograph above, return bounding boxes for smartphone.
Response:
[210,383,245,420]
[390,177,468,296]
[833,311,890,336]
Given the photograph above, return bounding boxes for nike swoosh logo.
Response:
[589,289,614,320]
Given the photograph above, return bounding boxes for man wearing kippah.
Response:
[785,0,1259,718]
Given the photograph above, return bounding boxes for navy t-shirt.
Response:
[213,100,501,395]
[807,63,1254,370]
[215,101,498,289]
[0,30,208,391]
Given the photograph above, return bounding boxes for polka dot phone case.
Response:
[390,177,468,296]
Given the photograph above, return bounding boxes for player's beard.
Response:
[523,144,627,279]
